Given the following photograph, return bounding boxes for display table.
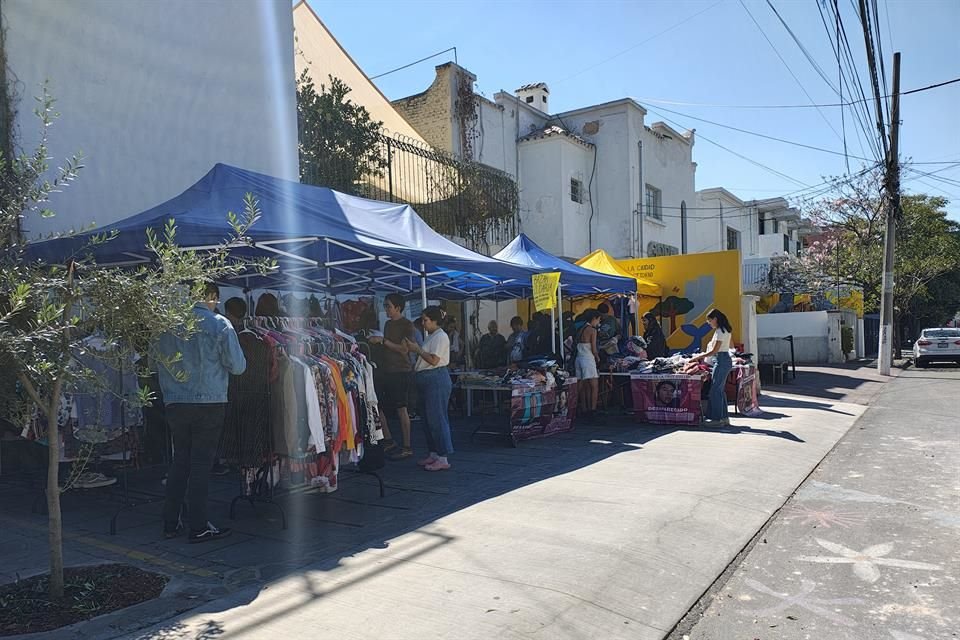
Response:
[631,373,703,425]
[459,379,578,446]
[599,371,633,410]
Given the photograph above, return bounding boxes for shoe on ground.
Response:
[417,454,439,467]
[163,520,184,540]
[388,447,413,461]
[424,460,451,472]
[211,463,231,476]
[75,472,117,489]
[188,522,232,544]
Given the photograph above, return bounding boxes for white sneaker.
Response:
[76,472,117,489]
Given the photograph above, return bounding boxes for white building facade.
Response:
[391,66,698,260]
[3,0,299,237]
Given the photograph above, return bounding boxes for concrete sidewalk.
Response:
[108,389,868,640]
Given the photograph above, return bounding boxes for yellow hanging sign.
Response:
[532,272,561,311]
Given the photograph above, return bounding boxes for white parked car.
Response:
[913,328,960,367]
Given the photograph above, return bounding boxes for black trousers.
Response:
[162,403,226,532]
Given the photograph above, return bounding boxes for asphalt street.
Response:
[675,363,959,640]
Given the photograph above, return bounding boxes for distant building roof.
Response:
[519,124,592,148]
[517,82,549,93]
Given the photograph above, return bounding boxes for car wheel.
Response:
[916,358,927,368]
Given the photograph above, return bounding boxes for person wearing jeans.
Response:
[406,306,453,472]
[689,308,734,425]
[157,283,246,543]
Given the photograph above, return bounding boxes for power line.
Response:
[902,77,960,95]
[643,105,813,188]
[552,0,724,85]
[369,47,458,80]
[765,0,840,96]
[738,0,844,143]
[641,101,873,161]
[625,76,960,110]
[825,0,884,161]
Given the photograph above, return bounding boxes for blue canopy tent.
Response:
[493,234,637,297]
[493,234,637,358]
[27,164,543,302]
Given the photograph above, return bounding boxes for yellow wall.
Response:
[618,251,743,352]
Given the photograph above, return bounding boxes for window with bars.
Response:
[727,226,741,251]
[570,177,584,203]
[644,184,662,220]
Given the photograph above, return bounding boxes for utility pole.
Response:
[878,52,901,376]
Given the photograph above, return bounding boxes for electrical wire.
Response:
[825,0,884,162]
[871,0,891,125]
[738,0,844,143]
[765,0,840,96]
[369,47,458,80]
[623,77,960,111]
[552,0,724,85]
[639,101,873,161]
[644,105,812,188]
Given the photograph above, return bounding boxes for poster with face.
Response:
[631,374,702,425]
[510,379,579,441]
[736,367,762,416]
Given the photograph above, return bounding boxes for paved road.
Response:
[673,364,960,640]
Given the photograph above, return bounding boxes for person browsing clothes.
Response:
[642,312,668,359]
[157,282,246,543]
[688,308,734,425]
[575,310,602,418]
[405,306,454,472]
[369,293,416,460]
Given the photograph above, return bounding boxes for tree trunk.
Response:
[46,388,64,599]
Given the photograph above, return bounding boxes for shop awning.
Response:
[493,234,636,296]
[576,249,662,297]
[26,163,543,298]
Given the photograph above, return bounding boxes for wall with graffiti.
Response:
[618,250,743,353]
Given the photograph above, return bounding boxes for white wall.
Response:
[476,99,517,177]
[758,311,829,337]
[638,123,695,258]
[759,233,790,257]
[693,192,759,257]
[757,310,842,364]
[560,106,633,258]
[517,136,564,256]
[6,0,299,237]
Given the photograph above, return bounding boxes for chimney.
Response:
[516,83,550,113]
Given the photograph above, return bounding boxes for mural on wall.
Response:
[619,250,743,353]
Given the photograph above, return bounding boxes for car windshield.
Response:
[922,329,960,339]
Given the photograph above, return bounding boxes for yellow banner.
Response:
[532,272,561,311]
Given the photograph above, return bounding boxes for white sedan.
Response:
[913,327,960,367]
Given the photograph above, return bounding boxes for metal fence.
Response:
[300,128,519,253]
[742,261,771,292]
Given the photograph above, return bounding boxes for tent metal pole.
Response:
[558,282,565,362]
[551,304,556,357]
[420,263,427,309]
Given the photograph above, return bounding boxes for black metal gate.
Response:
[300,128,519,253]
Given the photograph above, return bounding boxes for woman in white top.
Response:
[405,306,454,471]
[689,308,734,425]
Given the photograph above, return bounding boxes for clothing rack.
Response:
[225,317,384,531]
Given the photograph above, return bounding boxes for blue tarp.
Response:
[27,163,543,298]
[493,234,637,296]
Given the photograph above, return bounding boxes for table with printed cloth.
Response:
[631,373,703,426]
[459,379,578,447]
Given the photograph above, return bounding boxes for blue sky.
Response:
[307,0,960,219]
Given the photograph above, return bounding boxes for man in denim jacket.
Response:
[157,283,246,543]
